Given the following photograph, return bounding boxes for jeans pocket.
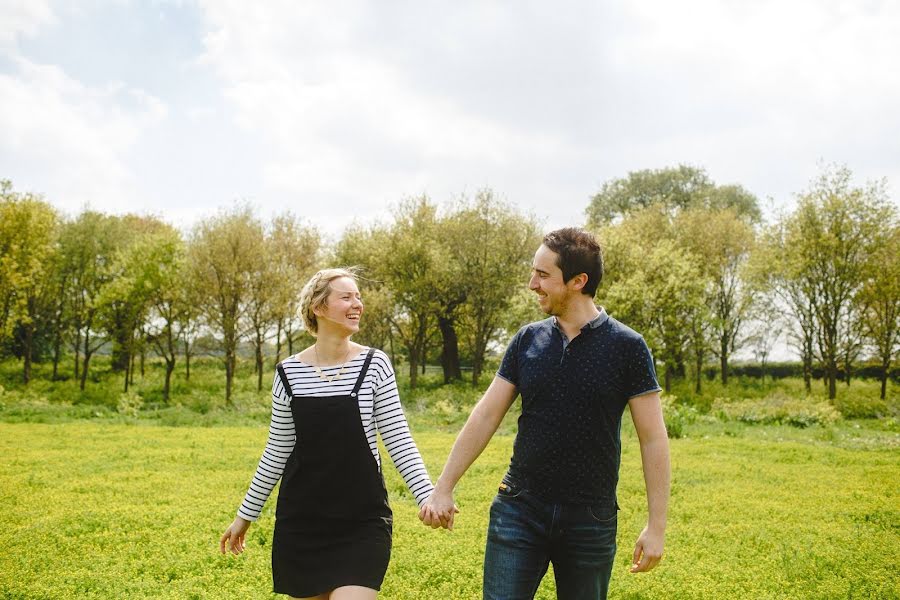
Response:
[587,503,618,523]
[497,480,524,499]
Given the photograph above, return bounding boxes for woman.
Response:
[220,268,435,599]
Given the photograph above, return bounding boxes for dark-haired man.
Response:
[420,227,670,600]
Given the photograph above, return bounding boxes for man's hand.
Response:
[418,489,459,530]
[630,525,664,572]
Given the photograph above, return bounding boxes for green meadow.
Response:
[1,357,898,598]
[2,415,898,599]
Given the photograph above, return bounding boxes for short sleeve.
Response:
[626,336,662,399]
[497,327,524,386]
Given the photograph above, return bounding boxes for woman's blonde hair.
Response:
[299,267,359,337]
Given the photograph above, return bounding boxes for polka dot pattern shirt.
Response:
[497,309,661,506]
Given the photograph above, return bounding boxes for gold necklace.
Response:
[313,345,353,383]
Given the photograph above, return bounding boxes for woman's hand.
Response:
[219,517,251,555]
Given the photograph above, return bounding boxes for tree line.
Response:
[1,164,897,403]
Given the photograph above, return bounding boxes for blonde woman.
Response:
[220,268,435,599]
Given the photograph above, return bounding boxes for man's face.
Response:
[528,244,573,316]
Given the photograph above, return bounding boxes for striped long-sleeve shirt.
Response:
[237,349,434,521]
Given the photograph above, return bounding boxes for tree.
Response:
[777,166,892,399]
[57,212,129,390]
[95,217,172,392]
[188,206,265,405]
[857,222,900,399]
[267,214,319,366]
[760,213,821,394]
[115,227,188,401]
[0,181,60,382]
[379,198,440,388]
[333,225,397,361]
[597,207,706,393]
[585,165,761,228]
[454,190,541,386]
[676,207,758,385]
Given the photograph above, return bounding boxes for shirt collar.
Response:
[552,307,609,336]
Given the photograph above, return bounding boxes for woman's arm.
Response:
[371,352,434,507]
[221,372,294,554]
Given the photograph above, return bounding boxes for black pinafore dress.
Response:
[272,349,393,597]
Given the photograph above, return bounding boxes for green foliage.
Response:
[1,421,897,598]
[659,395,698,439]
[585,164,760,227]
[117,390,144,417]
[765,164,896,399]
[832,395,895,420]
[713,393,841,428]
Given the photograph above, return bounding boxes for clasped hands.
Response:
[418,488,459,530]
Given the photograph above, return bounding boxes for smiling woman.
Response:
[219,267,436,600]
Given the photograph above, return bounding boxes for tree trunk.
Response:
[881,370,888,401]
[275,320,283,364]
[129,351,135,386]
[720,339,729,386]
[74,329,82,380]
[389,329,395,366]
[664,364,672,394]
[694,352,703,395]
[472,334,488,387]
[225,349,235,405]
[185,348,191,381]
[802,356,812,394]
[80,331,93,391]
[123,354,130,393]
[164,359,174,402]
[438,317,462,384]
[140,345,145,378]
[23,321,33,384]
[256,335,264,392]
[80,354,91,391]
[828,367,837,400]
[52,330,62,380]
[408,353,419,388]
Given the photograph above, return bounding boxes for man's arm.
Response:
[628,390,670,573]
[419,376,518,529]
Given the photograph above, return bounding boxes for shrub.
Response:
[661,394,697,439]
[832,395,894,419]
[116,391,144,417]
[713,392,840,428]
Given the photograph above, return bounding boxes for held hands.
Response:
[630,524,664,573]
[219,516,251,555]
[418,489,460,530]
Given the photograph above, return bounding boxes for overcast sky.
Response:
[2,0,898,239]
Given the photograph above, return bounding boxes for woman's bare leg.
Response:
[329,586,377,600]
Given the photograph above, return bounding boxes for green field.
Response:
[2,417,898,599]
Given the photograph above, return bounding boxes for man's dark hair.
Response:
[542,227,603,297]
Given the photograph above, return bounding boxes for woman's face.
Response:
[314,276,364,335]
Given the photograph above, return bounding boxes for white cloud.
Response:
[0,55,167,214]
[0,0,55,46]
[2,0,897,236]
[191,0,899,236]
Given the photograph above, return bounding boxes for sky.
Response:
[1,0,899,241]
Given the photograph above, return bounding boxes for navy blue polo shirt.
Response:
[497,309,661,506]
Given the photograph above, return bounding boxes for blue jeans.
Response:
[483,481,617,600]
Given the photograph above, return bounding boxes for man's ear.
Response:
[568,273,588,292]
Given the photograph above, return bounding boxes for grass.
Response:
[1,356,898,598]
[1,420,897,599]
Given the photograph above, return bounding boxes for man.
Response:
[420,227,670,600]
